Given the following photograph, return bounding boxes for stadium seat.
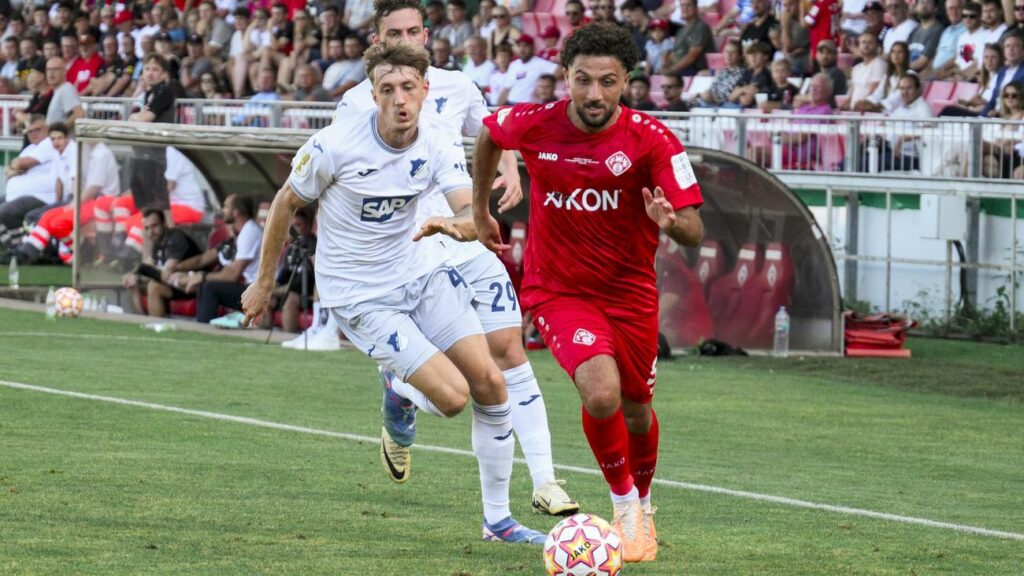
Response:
[835,94,850,109]
[952,81,980,101]
[706,243,764,345]
[272,309,314,330]
[816,133,846,172]
[703,13,721,28]
[657,240,714,347]
[534,0,556,11]
[837,53,857,71]
[521,13,542,38]
[711,243,794,348]
[924,80,956,101]
[720,0,739,17]
[694,240,726,299]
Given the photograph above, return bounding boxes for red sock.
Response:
[581,406,634,496]
[629,409,659,499]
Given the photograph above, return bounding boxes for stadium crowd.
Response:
[2,0,1023,328]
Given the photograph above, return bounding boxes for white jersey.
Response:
[335,65,492,266]
[165,147,206,212]
[83,142,121,197]
[53,139,78,195]
[292,107,473,308]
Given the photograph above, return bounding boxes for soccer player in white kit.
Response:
[241,44,546,545]
[335,0,578,517]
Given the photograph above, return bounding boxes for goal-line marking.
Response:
[2,379,1021,542]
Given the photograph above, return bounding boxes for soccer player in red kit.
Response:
[471,23,704,563]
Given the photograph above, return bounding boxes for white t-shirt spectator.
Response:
[0,59,17,80]
[323,59,366,92]
[503,56,558,104]
[884,19,918,55]
[974,25,1007,58]
[849,57,888,105]
[53,138,78,194]
[165,147,206,212]
[956,28,987,69]
[224,218,263,284]
[888,95,935,156]
[841,0,868,36]
[7,137,58,203]
[487,68,510,106]
[463,58,496,90]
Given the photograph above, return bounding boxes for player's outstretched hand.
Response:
[414,217,463,241]
[240,282,272,328]
[493,173,523,213]
[643,186,677,231]
[475,213,511,255]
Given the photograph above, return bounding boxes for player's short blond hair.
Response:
[364,43,430,86]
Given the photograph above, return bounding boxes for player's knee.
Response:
[580,387,621,419]
[437,387,469,417]
[486,328,527,371]
[467,362,507,404]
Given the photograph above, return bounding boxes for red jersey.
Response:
[804,0,842,58]
[482,101,703,316]
[68,53,106,93]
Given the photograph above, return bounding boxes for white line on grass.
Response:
[3,379,1022,542]
[0,331,263,347]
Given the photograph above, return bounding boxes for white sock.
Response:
[610,486,640,506]
[307,302,322,331]
[472,401,514,525]
[389,373,446,417]
[504,363,555,490]
[640,494,651,508]
[320,305,338,334]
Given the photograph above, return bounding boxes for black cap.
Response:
[155,31,172,42]
[31,59,46,74]
[187,33,203,44]
[864,1,885,11]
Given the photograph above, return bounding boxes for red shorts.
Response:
[529,294,659,404]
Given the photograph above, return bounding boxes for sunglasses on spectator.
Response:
[494,13,509,18]
[1004,91,1020,99]
[1016,5,1024,10]
[961,12,978,18]
[566,10,582,16]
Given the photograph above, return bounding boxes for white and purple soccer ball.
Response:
[543,513,622,576]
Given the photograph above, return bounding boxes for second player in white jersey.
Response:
[290,106,472,308]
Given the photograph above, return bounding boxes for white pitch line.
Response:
[2,379,1022,542]
[0,331,263,347]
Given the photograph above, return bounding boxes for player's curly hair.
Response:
[560,23,639,73]
[373,0,426,34]
[364,43,430,83]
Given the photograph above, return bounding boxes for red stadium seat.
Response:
[521,12,542,39]
[952,81,980,101]
[272,309,314,330]
[657,240,714,347]
[720,0,739,17]
[816,133,846,172]
[706,243,763,345]
[534,0,556,11]
[703,13,721,29]
[924,80,956,101]
[837,53,857,71]
[710,243,795,348]
[694,240,726,299]
[706,52,726,71]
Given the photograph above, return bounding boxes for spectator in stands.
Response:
[474,0,498,37]
[288,63,331,101]
[848,1,888,58]
[883,0,918,55]
[498,34,558,105]
[760,58,800,111]
[196,0,233,55]
[564,0,589,35]
[780,0,810,74]
[44,56,85,130]
[92,34,137,97]
[15,63,50,138]
[486,43,513,105]
[498,0,535,27]
[179,194,263,325]
[59,32,78,73]
[978,0,1008,47]
[425,1,448,30]
[538,25,562,62]
[714,0,757,39]
[855,41,911,113]
[438,0,474,59]
[322,35,366,99]
[121,209,204,317]
[198,71,226,99]
[621,1,651,59]
[948,2,988,81]
[1,37,19,88]
[980,81,1024,177]
[462,35,495,89]
[534,72,558,103]
[755,72,834,168]
[625,73,659,110]
[981,34,1024,115]
[663,0,715,76]
[729,41,773,108]
[29,7,54,46]
[318,7,350,61]
[645,19,673,74]
[908,0,945,73]
[130,54,176,123]
[41,38,59,64]
[846,32,888,110]
[660,74,690,111]
[801,0,840,61]
[180,34,213,96]
[82,33,118,95]
[878,73,934,171]
[806,39,846,105]
[153,32,182,81]
[431,37,460,70]
[0,115,57,249]
[241,9,273,92]
[17,37,45,90]
[227,7,253,97]
[487,6,521,59]
[591,1,621,25]
[344,0,376,39]
[236,67,280,126]
[1004,4,1024,42]
[695,39,748,107]
[941,42,1004,115]
[739,0,778,48]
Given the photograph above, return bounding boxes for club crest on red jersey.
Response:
[605,151,632,176]
[573,328,596,346]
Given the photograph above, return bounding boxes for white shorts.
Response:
[457,252,523,334]
[331,266,483,382]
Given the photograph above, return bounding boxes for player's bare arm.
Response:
[471,127,511,254]
[413,189,478,242]
[643,186,703,246]
[240,182,309,326]
[492,150,523,213]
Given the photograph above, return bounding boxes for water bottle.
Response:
[771,133,783,171]
[7,257,18,289]
[45,286,56,320]
[867,142,880,174]
[773,306,790,358]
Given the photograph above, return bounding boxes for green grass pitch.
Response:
[1,307,1021,575]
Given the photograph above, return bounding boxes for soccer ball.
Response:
[53,287,84,318]
[543,513,622,576]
